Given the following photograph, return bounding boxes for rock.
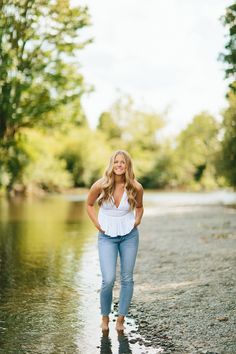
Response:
[216,316,228,321]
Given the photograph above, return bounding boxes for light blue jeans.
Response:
[98,226,139,316]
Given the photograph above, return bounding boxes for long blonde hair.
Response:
[97,150,137,209]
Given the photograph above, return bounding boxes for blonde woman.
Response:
[86,150,144,331]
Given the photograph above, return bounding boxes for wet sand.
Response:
[115,202,236,354]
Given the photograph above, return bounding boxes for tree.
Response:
[139,141,178,189]
[219,3,236,93]
[174,112,220,189]
[217,91,236,187]
[0,0,91,140]
[97,94,166,179]
[217,3,236,188]
[97,112,122,140]
[58,127,112,187]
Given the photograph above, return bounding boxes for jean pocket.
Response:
[133,226,140,235]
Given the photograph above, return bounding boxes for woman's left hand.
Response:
[134,219,141,227]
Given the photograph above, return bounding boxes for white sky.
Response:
[78,0,231,136]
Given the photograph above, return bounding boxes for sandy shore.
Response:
[119,202,236,353]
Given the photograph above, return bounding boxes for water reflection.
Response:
[0,195,95,353]
[100,330,132,354]
[100,331,112,354]
[117,332,132,354]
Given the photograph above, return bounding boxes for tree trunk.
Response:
[0,114,7,140]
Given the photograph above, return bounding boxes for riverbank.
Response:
[120,202,236,353]
[2,185,235,200]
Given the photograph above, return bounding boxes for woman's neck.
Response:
[114,174,125,185]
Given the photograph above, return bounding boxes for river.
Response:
[0,190,235,353]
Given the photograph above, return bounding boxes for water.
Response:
[0,194,162,354]
[0,190,236,353]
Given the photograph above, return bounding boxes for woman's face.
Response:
[113,154,127,175]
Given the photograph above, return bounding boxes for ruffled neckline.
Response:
[112,189,126,209]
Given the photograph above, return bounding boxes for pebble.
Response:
[216,316,229,321]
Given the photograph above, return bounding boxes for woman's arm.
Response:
[86,180,105,233]
[134,183,144,227]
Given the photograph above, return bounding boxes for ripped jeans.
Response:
[97,227,139,316]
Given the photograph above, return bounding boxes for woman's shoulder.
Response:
[90,177,105,191]
[133,179,144,192]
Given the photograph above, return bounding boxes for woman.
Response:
[86,150,144,331]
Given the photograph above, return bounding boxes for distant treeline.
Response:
[0,1,235,194]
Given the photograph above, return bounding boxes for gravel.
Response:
[127,203,236,354]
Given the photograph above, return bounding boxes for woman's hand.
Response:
[134,219,141,228]
[134,182,144,228]
[94,222,105,233]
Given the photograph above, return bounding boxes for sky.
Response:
[78,0,231,136]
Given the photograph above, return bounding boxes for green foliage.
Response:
[217,3,236,188]
[139,142,178,189]
[96,95,166,180]
[58,127,112,187]
[0,132,30,190]
[0,129,74,192]
[219,3,236,92]
[0,0,91,139]
[174,112,220,189]
[22,129,72,191]
[217,90,236,187]
[7,127,116,193]
[0,108,225,193]
[97,112,122,140]
[95,96,223,190]
[37,98,88,132]
[109,95,164,148]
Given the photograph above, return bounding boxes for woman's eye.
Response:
[114,161,125,165]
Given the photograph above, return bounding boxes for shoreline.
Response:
[1,185,235,199]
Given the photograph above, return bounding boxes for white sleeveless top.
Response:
[98,189,135,237]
